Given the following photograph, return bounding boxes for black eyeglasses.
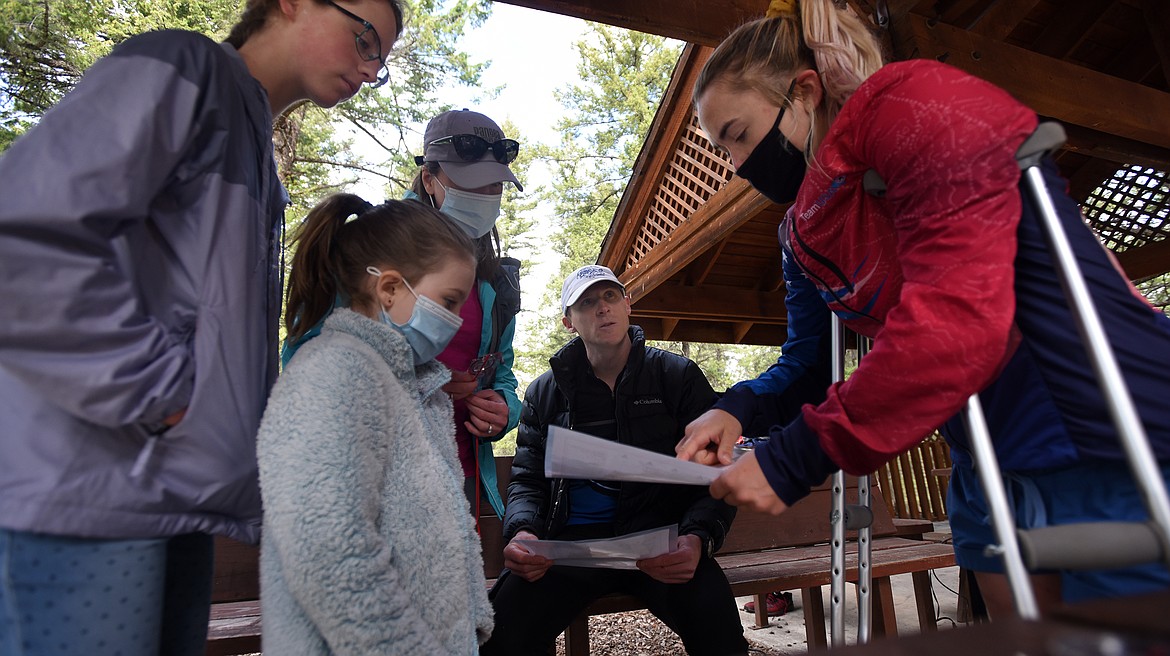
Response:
[325,0,389,88]
[428,134,520,164]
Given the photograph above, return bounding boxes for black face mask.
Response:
[734,83,806,205]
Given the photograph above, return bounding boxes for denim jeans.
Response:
[0,530,212,656]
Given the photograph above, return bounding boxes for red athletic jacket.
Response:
[757,60,1038,502]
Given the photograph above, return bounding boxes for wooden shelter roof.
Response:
[499,0,1170,345]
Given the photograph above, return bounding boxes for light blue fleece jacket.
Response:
[258,309,492,654]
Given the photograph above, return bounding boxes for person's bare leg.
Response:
[974,571,1063,619]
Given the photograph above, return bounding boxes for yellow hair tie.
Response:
[765,0,797,18]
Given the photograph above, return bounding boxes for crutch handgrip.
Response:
[1015,122,1066,169]
[1018,522,1165,571]
[843,504,874,531]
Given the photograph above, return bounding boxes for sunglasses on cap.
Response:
[428,134,520,165]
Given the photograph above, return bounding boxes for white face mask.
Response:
[436,180,502,238]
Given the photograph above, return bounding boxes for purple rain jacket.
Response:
[0,31,286,543]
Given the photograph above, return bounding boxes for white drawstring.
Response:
[130,435,159,478]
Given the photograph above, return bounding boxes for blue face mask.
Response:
[367,267,463,365]
[436,180,501,238]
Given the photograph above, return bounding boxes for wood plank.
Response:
[904,14,1170,152]
[206,600,262,656]
[492,0,768,47]
[684,238,726,286]
[633,283,788,322]
[1061,123,1170,171]
[872,576,898,637]
[633,316,789,345]
[913,570,937,632]
[968,0,1041,40]
[600,44,709,273]
[803,586,827,649]
[1066,158,1122,207]
[1115,237,1170,282]
[1144,0,1170,89]
[660,316,680,339]
[620,177,772,303]
[1028,0,1100,59]
[210,537,259,603]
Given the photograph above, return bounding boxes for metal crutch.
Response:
[829,319,875,646]
[964,122,1170,619]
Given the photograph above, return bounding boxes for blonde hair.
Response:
[694,0,883,148]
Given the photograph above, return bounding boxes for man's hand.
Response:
[443,369,478,401]
[502,530,553,582]
[465,390,509,438]
[636,534,701,584]
[710,451,789,515]
[676,408,742,465]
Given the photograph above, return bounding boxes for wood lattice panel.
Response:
[625,111,733,271]
[1082,165,1169,251]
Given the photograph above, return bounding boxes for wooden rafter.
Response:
[1029,0,1101,59]
[967,0,1041,40]
[901,15,1170,151]
[1117,239,1170,283]
[599,44,709,273]
[618,177,771,302]
[1144,0,1170,89]
[633,284,789,323]
[493,0,769,46]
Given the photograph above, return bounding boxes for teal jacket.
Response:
[470,277,522,518]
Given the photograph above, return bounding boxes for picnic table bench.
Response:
[206,453,955,655]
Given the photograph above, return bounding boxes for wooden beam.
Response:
[1028,0,1099,59]
[619,177,773,302]
[661,317,680,340]
[600,44,710,273]
[934,0,989,28]
[759,253,785,292]
[633,283,789,322]
[1144,0,1170,89]
[905,14,1170,151]
[1061,123,1170,171]
[634,316,789,346]
[686,237,728,286]
[1066,158,1124,206]
[732,321,754,343]
[491,0,769,47]
[1116,238,1170,282]
[967,0,1040,41]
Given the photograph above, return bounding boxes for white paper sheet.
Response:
[513,525,678,569]
[544,425,725,486]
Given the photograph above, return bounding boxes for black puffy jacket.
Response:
[502,326,736,556]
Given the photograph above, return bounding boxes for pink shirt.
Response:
[437,283,483,478]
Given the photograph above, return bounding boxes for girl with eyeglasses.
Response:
[259,195,493,654]
[676,0,1170,616]
[408,109,525,524]
[0,1,401,654]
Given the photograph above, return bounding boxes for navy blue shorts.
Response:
[948,459,1170,603]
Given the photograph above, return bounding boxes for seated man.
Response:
[482,265,748,656]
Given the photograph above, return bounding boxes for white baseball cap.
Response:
[561,265,625,314]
